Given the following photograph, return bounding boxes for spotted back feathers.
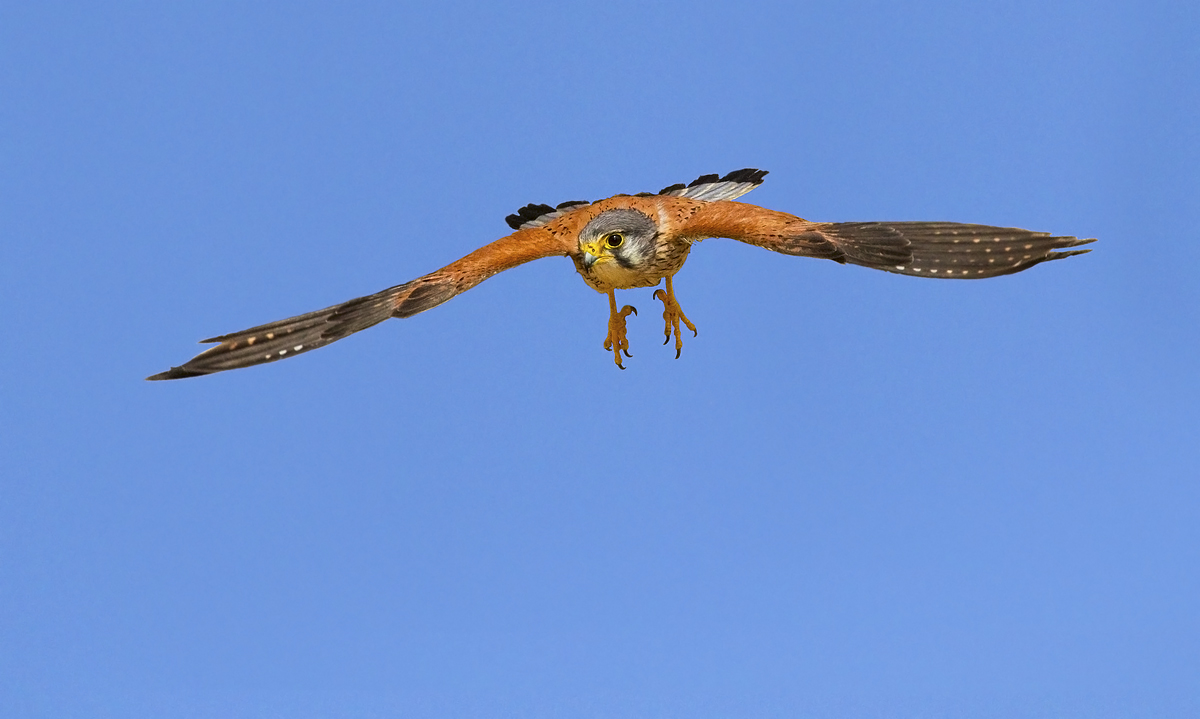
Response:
[504,168,769,231]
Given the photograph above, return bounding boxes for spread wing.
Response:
[682,201,1095,279]
[148,228,572,380]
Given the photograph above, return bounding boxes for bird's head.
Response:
[577,208,658,271]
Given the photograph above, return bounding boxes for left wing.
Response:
[681,201,1095,279]
[148,228,571,380]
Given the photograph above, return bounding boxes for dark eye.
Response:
[605,233,624,248]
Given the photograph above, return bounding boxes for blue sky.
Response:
[2,1,1197,717]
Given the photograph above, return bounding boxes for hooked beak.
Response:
[580,241,604,269]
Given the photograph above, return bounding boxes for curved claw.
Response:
[654,290,671,344]
[655,276,698,360]
[605,292,636,369]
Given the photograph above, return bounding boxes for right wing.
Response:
[147,227,571,380]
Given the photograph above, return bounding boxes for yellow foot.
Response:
[653,275,697,359]
[603,291,637,369]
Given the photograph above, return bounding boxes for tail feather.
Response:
[147,275,459,380]
[816,221,1095,279]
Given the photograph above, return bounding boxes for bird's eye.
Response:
[605,233,624,248]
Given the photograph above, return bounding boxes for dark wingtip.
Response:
[1046,248,1094,262]
[146,366,209,381]
[1044,236,1096,263]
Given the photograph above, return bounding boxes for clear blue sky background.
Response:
[2,2,1197,717]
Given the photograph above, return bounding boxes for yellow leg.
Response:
[653,275,697,359]
[603,291,637,369]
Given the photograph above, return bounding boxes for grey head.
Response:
[578,208,659,270]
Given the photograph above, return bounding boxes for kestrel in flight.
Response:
[148,169,1094,380]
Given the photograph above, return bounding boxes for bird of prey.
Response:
[148,168,1094,380]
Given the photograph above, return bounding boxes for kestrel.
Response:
[148,169,1094,380]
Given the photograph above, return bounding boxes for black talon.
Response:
[622,349,632,358]
[675,348,682,359]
